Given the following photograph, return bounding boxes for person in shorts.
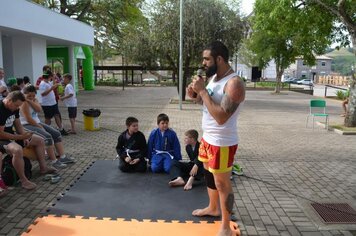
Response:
[60,74,77,134]
[187,41,245,236]
[39,71,67,135]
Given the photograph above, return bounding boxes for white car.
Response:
[297,79,313,85]
[143,78,157,82]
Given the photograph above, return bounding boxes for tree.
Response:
[124,0,244,100]
[247,0,333,93]
[296,0,356,127]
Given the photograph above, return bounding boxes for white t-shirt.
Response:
[39,81,56,106]
[64,84,77,107]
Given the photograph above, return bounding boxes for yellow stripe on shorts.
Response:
[220,146,229,170]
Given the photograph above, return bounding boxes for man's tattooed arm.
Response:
[221,93,240,114]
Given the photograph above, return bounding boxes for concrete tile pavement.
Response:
[0,86,355,235]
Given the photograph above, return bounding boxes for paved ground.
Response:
[0,86,355,236]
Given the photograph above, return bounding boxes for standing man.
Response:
[0,68,9,100]
[187,41,245,236]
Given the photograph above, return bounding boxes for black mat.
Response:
[48,160,215,222]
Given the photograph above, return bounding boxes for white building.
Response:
[0,0,94,90]
[232,58,277,81]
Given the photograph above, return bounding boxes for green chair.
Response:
[306,99,329,130]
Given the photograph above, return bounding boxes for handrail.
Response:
[324,84,347,97]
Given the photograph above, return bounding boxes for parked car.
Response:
[288,78,301,84]
[143,77,157,82]
[297,79,313,85]
[282,77,296,83]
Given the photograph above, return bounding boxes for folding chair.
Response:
[306,99,329,130]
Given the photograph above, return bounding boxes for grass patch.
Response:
[169,99,196,104]
[331,124,356,131]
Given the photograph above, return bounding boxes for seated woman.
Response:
[19,85,75,168]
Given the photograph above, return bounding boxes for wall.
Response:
[0,31,3,68]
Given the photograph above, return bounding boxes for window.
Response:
[302,61,306,66]
[321,61,326,66]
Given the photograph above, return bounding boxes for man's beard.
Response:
[206,61,217,78]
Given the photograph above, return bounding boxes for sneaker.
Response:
[52,160,67,169]
[60,156,76,164]
[0,179,7,190]
[60,129,69,136]
[232,164,244,176]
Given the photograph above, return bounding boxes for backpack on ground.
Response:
[1,155,32,186]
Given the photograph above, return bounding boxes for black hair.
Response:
[42,65,51,72]
[23,85,37,94]
[157,113,169,125]
[204,41,229,62]
[23,76,30,84]
[126,117,139,127]
[16,78,24,86]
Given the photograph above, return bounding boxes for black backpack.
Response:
[1,155,32,186]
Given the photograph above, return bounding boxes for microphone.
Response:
[197,68,204,78]
[192,68,204,98]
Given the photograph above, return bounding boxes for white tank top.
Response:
[202,72,243,146]
[20,104,41,125]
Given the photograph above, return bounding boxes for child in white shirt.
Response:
[60,74,77,134]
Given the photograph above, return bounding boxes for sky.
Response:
[241,0,255,15]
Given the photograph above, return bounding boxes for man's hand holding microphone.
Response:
[187,68,205,99]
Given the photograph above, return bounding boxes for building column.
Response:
[0,31,3,68]
[11,36,46,84]
[68,45,77,91]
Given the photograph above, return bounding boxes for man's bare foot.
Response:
[183,176,194,191]
[21,180,37,190]
[217,224,240,236]
[40,166,58,175]
[192,207,220,217]
[169,177,185,187]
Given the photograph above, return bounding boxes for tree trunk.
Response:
[274,67,284,93]
[343,34,356,127]
[172,71,176,83]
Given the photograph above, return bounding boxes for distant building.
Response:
[232,57,276,81]
[285,55,332,81]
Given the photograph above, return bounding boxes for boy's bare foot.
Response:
[21,180,37,190]
[340,113,346,117]
[183,176,194,191]
[169,177,185,187]
[192,207,220,217]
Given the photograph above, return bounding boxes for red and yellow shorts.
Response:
[198,138,238,174]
